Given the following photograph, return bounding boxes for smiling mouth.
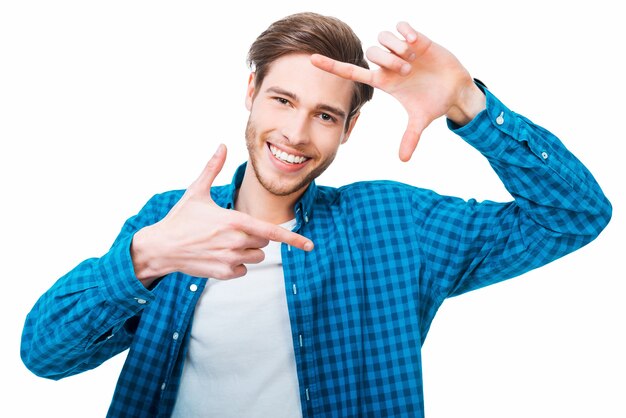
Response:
[268,143,311,165]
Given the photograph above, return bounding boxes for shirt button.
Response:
[541,151,549,159]
[496,111,505,125]
[161,382,167,391]
[136,298,147,305]
[189,284,198,292]
[172,332,179,341]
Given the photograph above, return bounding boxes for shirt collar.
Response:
[226,162,318,226]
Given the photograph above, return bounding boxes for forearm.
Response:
[451,87,611,235]
[424,87,612,298]
[21,235,154,379]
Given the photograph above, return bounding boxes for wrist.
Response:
[446,79,487,126]
[131,225,171,288]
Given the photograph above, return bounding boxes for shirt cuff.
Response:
[447,86,524,159]
[96,233,156,314]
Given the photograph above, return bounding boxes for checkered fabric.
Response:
[21,87,611,417]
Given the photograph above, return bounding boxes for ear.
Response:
[245,73,256,111]
[341,112,360,144]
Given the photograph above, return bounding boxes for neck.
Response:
[235,162,305,224]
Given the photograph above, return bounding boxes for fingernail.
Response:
[304,241,314,251]
[401,64,411,75]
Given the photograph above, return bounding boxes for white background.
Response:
[1,1,624,417]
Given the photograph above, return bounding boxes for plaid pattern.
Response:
[21,88,611,417]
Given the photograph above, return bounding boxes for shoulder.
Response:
[147,189,186,205]
[314,181,446,221]
[141,189,185,214]
[143,183,233,214]
[317,180,439,206]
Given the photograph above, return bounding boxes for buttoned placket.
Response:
[159,280,201,397]
[286,203,315,414]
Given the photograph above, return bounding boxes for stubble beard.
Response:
[245,118,337,197]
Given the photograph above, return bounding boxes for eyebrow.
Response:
[265,86,348,120]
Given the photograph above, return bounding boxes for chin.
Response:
[254,166,313,197]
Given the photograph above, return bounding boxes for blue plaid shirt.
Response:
[21,88,611,417]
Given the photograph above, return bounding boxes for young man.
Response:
[21,11,611,418]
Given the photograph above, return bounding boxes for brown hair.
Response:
[247,12,374,130]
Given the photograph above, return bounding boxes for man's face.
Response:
[244,53,357,197]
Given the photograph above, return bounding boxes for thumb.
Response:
[189,144,227,193]
[398,117,426,162]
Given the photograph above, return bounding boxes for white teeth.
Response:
[270,145,308,164]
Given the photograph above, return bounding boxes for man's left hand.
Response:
[311,21,486,162]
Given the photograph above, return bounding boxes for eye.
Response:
[318,113,336,123]
[274,97,290,105]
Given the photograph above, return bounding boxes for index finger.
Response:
[240,217,314,251]
[310,54,375,87]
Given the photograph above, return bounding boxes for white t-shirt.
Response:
[171,219,302,418]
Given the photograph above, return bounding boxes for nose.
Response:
[281,111,310,146]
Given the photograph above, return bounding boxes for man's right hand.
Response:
[130,144,314,288]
